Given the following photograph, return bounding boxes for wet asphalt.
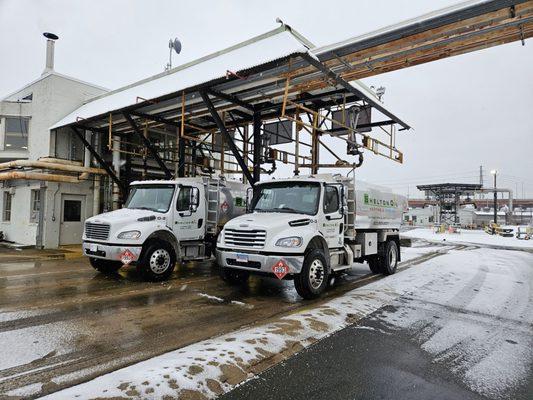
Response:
[0,248,432,398]
[222,248,533,400]
[222,308,489,400]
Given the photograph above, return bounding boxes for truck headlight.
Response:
[117,230,141,239]
[275,236,302,247]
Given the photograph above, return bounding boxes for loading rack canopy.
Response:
[49,0,531,187]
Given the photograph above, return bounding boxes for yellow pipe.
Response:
[0,160,106,174]
[0,171,86,183]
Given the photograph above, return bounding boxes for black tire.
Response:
[294,249,329,300]
[382,240,399,275]
[219,267,249,285]
[89,258,123,274]
[367,256,382,274]
[136,241,176,281]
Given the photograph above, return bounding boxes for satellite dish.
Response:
[169,38,181,54]
[43,32,59,40]
[165,37,181,71]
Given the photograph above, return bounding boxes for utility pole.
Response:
[491,169,498,224]
[479,165,484,200]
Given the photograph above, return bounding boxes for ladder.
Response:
[345,182,356,240]
[205,177,221,234]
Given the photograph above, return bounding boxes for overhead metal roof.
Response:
[51,28,309,129]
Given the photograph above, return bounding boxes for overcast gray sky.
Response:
[1,0,532,198]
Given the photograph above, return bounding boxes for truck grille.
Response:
[224,229,266,248]
[85,222,110,240]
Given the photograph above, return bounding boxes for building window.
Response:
[5,117,30,151]
[63,200,82,222]
[30,189,41,223]
[3,192,12,221]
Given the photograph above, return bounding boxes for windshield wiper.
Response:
[253,207,301,214]
[130,206,157,211]
[276,206,300,213]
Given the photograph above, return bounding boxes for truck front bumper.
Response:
[216,248,304,275]
[82,241,142,263]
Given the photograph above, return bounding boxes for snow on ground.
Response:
[400,241,454,262]
[41,246,533,400]
[402,227,533,250]
[374,249,533,399]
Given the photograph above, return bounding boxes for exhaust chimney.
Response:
[42,32,59,75]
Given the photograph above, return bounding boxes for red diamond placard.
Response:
[220,201,229,213]
[120,249,135,265]
[272,259,289,280]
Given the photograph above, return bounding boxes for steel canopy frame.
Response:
[51,0,531,202]
[417,183,482,225]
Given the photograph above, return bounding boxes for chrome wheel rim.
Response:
[309,259,325,289]
[149,249,171,274]
[389,245,397,268]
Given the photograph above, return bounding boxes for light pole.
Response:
[491,170,498,225]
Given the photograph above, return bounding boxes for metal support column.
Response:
[178,136,186,177]
[200,90,255,185]
[253,111,261,183]
[311,111,320,174]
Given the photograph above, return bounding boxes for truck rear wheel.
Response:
[137,241,176,281]
[382,240,399,275]
[89,258,122,274]
[367,256,382,274]
[294,249,329,299]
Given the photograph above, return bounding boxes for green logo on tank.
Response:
[364,193,396,208]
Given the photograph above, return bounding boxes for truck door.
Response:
[172,184,206,241]
[322,184,344,249]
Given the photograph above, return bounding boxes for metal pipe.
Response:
[92,132,101,215]
[0,171,83,183]
[0,160,106,174]
[38,157,82,166]
[43,38,55,75]
[112,135,121,210]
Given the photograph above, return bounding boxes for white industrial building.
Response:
[0,34,107,247]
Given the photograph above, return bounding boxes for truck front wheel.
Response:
[137,241,176,281]
[294,249,329,299]
[89,258,122,274]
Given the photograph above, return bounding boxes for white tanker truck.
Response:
[216,173,408,299]
[82,177,248,280]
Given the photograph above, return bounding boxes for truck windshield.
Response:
[251,182,320,215]
[125,184,175,213]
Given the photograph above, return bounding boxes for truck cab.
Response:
[83,177,247,280]
[217,174,406,299]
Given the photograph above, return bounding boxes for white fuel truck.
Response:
[216,173,408,299]
[82,177,248,280]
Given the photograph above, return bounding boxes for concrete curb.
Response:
[0,249,84,263]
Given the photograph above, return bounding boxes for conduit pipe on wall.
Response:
[0,171,83,183]
[0,160,106,175]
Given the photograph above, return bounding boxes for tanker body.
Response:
[217,173,407,299]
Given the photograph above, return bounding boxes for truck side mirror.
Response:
[189,187,200,212]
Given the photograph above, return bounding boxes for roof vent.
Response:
[42,32,59,75]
